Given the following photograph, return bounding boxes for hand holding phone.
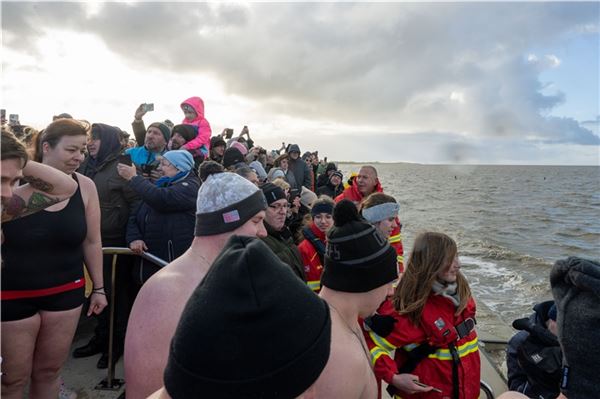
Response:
[118,154,133,166]
[413,380,442,393]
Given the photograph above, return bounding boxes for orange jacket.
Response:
[365,296,480,399]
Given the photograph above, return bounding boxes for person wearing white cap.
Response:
[123,170,268,399]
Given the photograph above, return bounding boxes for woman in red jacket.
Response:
[365,232,480,399]
[297,195,334,293]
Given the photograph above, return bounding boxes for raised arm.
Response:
[132,104,148,146]
[2,160,78,222]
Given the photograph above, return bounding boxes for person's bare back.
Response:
[124,252,210,399]
[124,169,269,398]
[314,309,378,398]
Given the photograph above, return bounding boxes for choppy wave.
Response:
[341,163,599,323]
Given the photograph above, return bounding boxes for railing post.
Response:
[94,247,167,392]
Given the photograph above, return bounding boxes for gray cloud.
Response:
[3,2,599,147]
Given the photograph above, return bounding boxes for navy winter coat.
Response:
[126,172,200,265]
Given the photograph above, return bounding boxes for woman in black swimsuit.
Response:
[1,119,107,398]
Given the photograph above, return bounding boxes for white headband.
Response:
[362,202,400,223]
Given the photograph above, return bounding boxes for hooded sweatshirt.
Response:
[181,96,212,156]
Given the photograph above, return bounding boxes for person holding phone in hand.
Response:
[364,232,480,398]
[117,150,200,285]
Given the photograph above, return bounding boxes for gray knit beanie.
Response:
[550,256,600,399]
[195,172,267,236]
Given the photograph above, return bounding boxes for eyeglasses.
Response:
[159,159,174,168]
[268,203,289,212]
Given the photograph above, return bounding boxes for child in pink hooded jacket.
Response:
[180,96,212,157]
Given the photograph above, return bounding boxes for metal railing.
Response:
[95,247,168,391]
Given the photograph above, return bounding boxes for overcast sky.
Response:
[2,1,599,165]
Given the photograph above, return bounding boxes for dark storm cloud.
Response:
[3,2,598,145]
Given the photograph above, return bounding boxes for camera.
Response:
[141,163,157,174]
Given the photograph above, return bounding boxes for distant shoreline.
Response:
[335,161,599,167]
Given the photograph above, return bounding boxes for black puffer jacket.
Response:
[507,300,561,399]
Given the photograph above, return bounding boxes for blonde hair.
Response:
[271,177,290,192]
[393,232,472,325]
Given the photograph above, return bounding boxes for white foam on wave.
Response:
[460,255,506,277]
[460,255,534,321]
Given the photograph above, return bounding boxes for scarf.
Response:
[432,280,460,307]
[155,171,188,187]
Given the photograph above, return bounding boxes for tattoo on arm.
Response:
[22,176,55,192]
[1,192,62,222]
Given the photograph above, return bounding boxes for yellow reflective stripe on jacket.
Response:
[397,255,404,264]
[370,346,388,365]
[402,343,419,352]
[307,280,321,292]
[389,233,402,244]
[427,337,479,360]
[369,331,398,353]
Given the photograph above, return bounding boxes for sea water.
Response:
[339,163,600,324]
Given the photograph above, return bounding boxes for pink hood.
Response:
[181,96,205,123]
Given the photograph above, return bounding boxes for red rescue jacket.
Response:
[366,296,480,399]
[334,178,383,204]
[297,223,326,293]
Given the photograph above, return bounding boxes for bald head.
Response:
[357,165,379,196]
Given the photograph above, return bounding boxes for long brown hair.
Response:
[31,119,90,162]
[393,232,472,325]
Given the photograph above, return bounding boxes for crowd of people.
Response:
[1,98,598,399]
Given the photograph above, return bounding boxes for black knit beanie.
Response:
[223,147,245,169]
[550,256,600,399]
[210,135,226,149]
[171,124,197,143]
[260,182,286,205]
[164,236,331,399]
[321,199,398,293]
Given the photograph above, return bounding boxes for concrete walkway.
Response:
[62,315,125,399]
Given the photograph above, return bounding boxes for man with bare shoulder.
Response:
[123,168,268,399]
[147,236,331,399]
[314,199,398,398]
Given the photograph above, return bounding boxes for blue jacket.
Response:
[125,145,165,169]
[126,172,200,265]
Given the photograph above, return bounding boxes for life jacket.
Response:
[512,317,562,399]
[389,222,404,273]
[298,223,326,292]
[373,296,480,399]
